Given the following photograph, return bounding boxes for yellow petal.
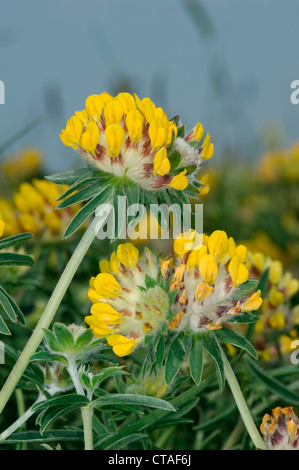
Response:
[80,121,100,154]
[117,92,136,114]
[149,117,168,149]
[93,273,122,298]
[104,98,124,125]
[99,259,110,273]
[107,334,138,357]
[169,169,188,191]
[153,147,170,176]
[125,108,143,142]
[228,255,249,287]
[105,123,124,158]
[85,93,110,121]
[186,244,207,270]
[241,290,263,312]
[110,251,120,274]
[192,122,204,141]
[208,230,229,262]
[199,254,218,285]
[117,243,139,269]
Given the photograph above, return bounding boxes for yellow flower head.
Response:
[161,230,262,333]
[246,248,299,360]
[60,91,212,193]
[1,148,42,183]
[85,244,169,356]
[0,179,81,239]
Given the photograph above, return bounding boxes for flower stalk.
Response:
[0,216,99,415]
[220,347,267,450]
[82,405,94,451]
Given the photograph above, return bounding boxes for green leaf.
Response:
[32,394,90,412]
[144,274,156,289]
[155,335,165,368]
[170,165,197,176]
[226,312,260,324]
[215,327,258,359]
[37,404,81,434]
[74,329,94,350]
[177,125,185,138]
[245,357,299,405]
[0,430,84,444]
[57,181,104,209]
[45,168,91,185]
[0,232,33,251]
[143,189,157,209]
[0,289,17,323]
[190,334,203,385]
[0,287,26,326]
[0,314,10,335]
[53,323,75,351]
[231,280,259,301]
[4,344,45,385]
[122,182,140,214]
[168,289,178,306]
[91,367,128,389]
[56,171,104,201]
[96,378,213,449]
[0,253,34,267]
[168,151,181,170]
[29,351,63,363]
[92,394,176,412]
[43,329,59,352]
[103,433,148,450]
[193,403,237,431]
[63,186,113,239]
[165,337,186,385]
[201,333,225,391]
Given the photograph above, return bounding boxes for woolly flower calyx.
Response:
[59,91,213,194]
[261,407,299,450]
[85,243,170,357]
[163,229,263,333]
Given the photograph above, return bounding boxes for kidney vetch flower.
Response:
[85,242,170,357]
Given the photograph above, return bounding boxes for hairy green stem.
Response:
[67,357,94,450]
[221,349,267,450]
[82,406,94,450]
[0,217,98,415]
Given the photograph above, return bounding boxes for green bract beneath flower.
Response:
[43,323,104,361]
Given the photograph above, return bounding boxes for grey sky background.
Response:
[0,0,298,173]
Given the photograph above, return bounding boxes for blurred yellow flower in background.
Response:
[0,179,81,240]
